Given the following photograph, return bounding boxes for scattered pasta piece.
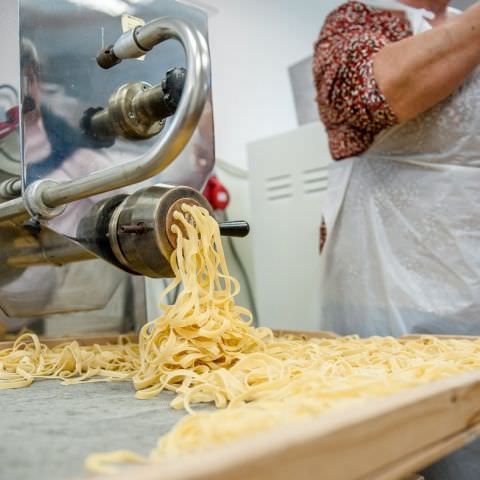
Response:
[85,450,147,475]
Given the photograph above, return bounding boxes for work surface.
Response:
[0,380,191,480]
[4,333,480,480]
[2,374,480,480]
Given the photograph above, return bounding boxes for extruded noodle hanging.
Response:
[2,204,480,474]
[132,205,273,406]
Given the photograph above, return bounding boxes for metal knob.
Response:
[219,221,250,238]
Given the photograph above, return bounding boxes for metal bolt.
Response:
[118,222,151,235]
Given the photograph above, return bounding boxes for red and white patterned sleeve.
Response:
[313,2,412,160]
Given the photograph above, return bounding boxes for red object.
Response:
[0,106,19,140]
[203,175,230,211]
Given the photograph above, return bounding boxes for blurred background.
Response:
[167,0,475,332]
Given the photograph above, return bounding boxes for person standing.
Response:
[314,1,480,478]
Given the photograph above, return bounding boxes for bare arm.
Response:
[374,5,480,122]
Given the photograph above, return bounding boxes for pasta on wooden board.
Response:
[2,204,480,474]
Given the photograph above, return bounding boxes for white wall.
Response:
[206,0,343,170]
[193,1,343,314]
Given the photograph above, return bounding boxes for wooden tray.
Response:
[95,371,480,480]
[2,331,479,480]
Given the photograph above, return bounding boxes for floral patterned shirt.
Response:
[313,1,413,160]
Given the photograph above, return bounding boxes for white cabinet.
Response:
[248,122,332,331]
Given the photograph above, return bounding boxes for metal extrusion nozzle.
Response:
[96,45,121,70]
[96,27,149,69]
[83,68,187,142]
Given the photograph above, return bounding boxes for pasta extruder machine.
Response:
[0,0,247,334]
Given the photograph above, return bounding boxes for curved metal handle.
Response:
[0,18,210,221]
[45,18,210,207]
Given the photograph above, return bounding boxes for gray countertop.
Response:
[0,380,190,480]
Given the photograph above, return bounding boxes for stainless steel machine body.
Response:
[0,0,217,331]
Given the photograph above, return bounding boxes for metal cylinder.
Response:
[88,108,115,141]
[87,67,186,142]
[132,84,172,128]
[7,240,95,267]
[1,222,96,270]
[107,185,212,278]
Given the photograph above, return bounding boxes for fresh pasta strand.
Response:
[0,333,139,390]
[132,204,273,405]
[2,204,480,474]
[85,450,148,475]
